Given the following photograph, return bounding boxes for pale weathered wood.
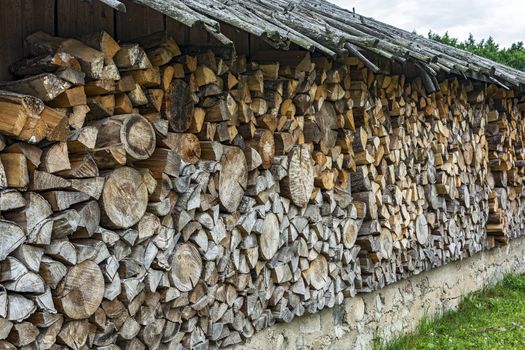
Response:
[7,294,36,322]
[0,221,26,260]
[25,32,106,79]
[281,145,314,208]
[54,260,104,319]
[169,243,202,292]
[219,147,248,213]
[259,213,280,260]
[0,24,520,349]
[415,214,429,245]
[342,219,358,249]
[100,167,148,229]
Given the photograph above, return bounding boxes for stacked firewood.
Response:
[0,29,523,349]
[483,87,525,245]
[347,75,493,291]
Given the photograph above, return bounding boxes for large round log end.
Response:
[100,166,148,229]
[170,243,202,292]
[54,260,104,319]
[121,114,156,160]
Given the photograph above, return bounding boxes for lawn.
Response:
[375,274,525,350]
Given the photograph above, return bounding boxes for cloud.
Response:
[328,0,525,47]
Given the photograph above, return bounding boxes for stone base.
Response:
[231,236,525,350]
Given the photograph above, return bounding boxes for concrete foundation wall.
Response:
[232,236,525,350]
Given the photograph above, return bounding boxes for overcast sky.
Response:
[328,0,525,48]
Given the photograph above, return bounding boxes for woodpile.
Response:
[0,29,523,349]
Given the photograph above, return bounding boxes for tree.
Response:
[428,31,525,71]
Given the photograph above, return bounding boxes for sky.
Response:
[328,0,525,48]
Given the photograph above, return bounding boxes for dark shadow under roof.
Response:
[95,0,525,91]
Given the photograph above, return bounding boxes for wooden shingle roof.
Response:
[97,0,525,91]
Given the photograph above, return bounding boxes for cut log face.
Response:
[379,229,393,259]
[94,114,156,161]
[415,214,429,245]
[169,243,202,292]
[219,148,248,213]
[54,260,104,319]
[163,79,194,132]
[342,219,358,249]
[251,129,275,170]
[100,167,148,229]
[0,74,71,102]
[303,254,328,290]
[315,102,338,152]
[1,154,29,188]
[259,213,280,260]
[119,114,156,160]
[7,294,36,322]
[4,272,45,293]
[7,321,39,347]
[173,134,201,164]
[282,145,314,208]
[0,221,26,260]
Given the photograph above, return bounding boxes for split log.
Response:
[0,74,70,102]
[415,214,429,245]
[0,154,29,188]
[94,114,156,160]
[25,32,105,79]
[0,91,43,138]
[159,133,201,164]
[48,86,86,107]
[163,79,195,132]
[246,129,275,170]
[342,219,358,249]
[303,254,328,290]
[7,294,36,322]
[0,221,26,260]
[10,52,80,77]
[259,213,280,260]
[114,44,152,71]
[281,145,314,208]
[41,142,70,173]
[219,147,248,212]
[80,31,120,60]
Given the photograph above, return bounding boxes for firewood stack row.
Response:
[0,29,522,349]
[346,73,504,291]
[483,86,525,244]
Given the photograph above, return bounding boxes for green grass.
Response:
[375,274,525,350]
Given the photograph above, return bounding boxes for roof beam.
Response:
[96,0,126,12]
